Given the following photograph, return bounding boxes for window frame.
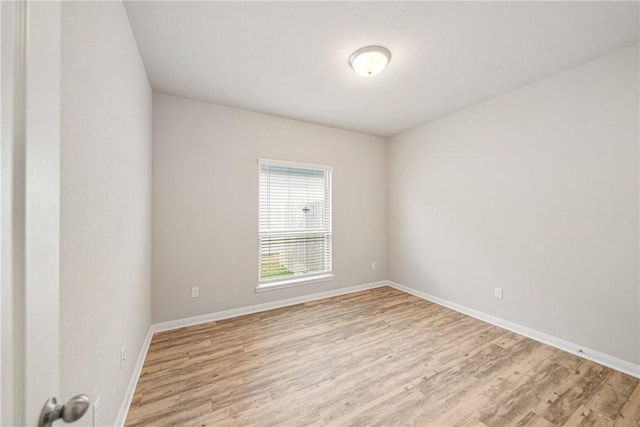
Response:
[256,158,334,292]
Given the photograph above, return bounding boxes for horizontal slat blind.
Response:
[259,160,332,282]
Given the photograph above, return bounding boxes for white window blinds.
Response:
[258,159,332,283]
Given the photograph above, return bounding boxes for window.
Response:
[258,159,333,290]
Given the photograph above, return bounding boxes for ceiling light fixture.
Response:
[349,46,391,77]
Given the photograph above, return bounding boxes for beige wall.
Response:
[60,2,152,426]
[152,93,387,322]
[388,46,639,365]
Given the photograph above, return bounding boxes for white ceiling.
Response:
[124,1,639,137]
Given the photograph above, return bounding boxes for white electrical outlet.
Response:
[93,395,101,427]
[191,287,199,298]
[370,262,376,270]
[494,288,503,300]
[120,346,126,369]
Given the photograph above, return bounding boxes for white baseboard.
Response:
[114,327,154,427]
[152,280,388,333]
[388,281,640,379]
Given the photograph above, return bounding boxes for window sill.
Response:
[256,273,335,292]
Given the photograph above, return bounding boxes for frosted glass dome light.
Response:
[349,46,391,77]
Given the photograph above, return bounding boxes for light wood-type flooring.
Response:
[125,287,640,427]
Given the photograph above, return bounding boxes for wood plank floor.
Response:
[125,287,639,427]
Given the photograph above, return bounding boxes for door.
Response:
[1,1,88,426]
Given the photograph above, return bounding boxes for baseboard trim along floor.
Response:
[387,281,640,379]
[114,279,639,426]
[114,327,154,427]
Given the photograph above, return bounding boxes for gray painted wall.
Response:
[152,93,387,322]
[60,2,152,426]
[388,46,639,365]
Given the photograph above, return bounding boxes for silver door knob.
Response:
[38,394,90,427]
